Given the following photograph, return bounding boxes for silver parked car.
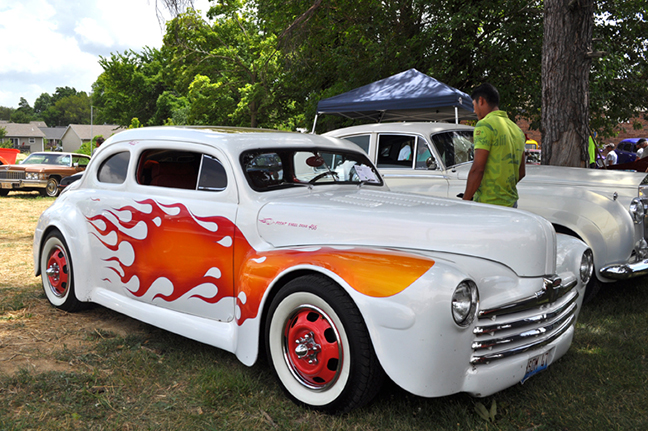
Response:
[325,122,648,302]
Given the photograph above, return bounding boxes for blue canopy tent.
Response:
[313,68,476,132]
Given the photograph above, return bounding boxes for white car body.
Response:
[325,122,648,298]
[33,126,592,413]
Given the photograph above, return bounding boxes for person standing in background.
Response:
[462,83,526,207]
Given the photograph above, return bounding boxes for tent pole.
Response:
[455,107,459,124]
[311,114,319,134]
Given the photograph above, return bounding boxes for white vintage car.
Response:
[325,122,648,302]
[33,126,592,413]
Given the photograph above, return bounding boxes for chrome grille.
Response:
[471,277,579,365]
[0,171,25,180]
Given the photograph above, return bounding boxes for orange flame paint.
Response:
[87,199,435,325]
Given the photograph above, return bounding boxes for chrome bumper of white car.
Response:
[600,259,648,280]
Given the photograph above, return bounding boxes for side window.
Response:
[73,156,89,167]
[137,149,200,190]
[198,155,228,191]
[98,151,130,184]
[244,152,284,189]
[431,131,474,167]
[377,134,417,168]
[342,135,370,154]
[415,139,434,169]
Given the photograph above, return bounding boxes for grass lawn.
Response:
[1,193,647,430]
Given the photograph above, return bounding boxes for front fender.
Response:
[518,185,635,283]
[33,195,94,301]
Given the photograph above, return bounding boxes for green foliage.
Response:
[87,0,647,138]
[163,3,288,128]
[0,106,14,121]
[257,0,545,132]
[92,48,172,127]
[32,87,92,127]
[77,140,93,156]
[10,98,34,123]
[589,0,648,137]
[128,118,143,129]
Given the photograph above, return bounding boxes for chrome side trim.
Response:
[381,173,448,180]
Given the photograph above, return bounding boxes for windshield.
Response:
[430,131,474,168]
[241,148,382,191]
[22,153,71,166]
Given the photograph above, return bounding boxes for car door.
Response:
[85,143,239,323]
[428,130,475,199]
[373,133,451,197]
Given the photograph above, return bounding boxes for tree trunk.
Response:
[541,0,594,167]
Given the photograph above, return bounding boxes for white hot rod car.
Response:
[325,122,648,302]
[34,126,592,413]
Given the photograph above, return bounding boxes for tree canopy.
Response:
[3,0,645,164]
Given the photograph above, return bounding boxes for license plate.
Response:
[521,348,553,384]
[1,182,12,189]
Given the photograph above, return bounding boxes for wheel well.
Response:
[553,224,582,241]
[35,226,62,276]
[48,175,62,181]
[257,269,341,356]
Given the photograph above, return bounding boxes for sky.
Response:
[0,0,211,109]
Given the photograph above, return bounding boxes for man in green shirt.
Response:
[462,83,526,207]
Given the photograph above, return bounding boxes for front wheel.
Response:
[265,275,384,414]
[40,231,84,311]
[43,177,61,197]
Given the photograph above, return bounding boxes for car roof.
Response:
[618,138,646,144]
[104,126,360,155]
[29,152,90,158]
[323,122,475,136]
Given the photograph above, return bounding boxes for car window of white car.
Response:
[430,131,475,168]
[377,134,417,168]
[340,135,371,154]
[98,152,131,184]
[242,148,381,191]
[136,149,228,192]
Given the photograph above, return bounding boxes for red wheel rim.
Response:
[46,245,69,296]
[283,305,342,389]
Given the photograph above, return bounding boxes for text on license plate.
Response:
[521,348,553,384]
[1,182,13,189]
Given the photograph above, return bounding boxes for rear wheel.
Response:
[40,231,84,311]
[265,275,384,414]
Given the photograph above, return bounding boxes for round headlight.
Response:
[451,281,478,327]
[580,249,594,286]
[629,198,645,224]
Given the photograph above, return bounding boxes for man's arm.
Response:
[463,148,489,201]
[518,155,526,181]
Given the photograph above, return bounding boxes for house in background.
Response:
[60,124,125,152]
[39,127,67,150]
[0,121,46,152]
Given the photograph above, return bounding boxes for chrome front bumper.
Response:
[0,179,47,190]
[601,259,648,280]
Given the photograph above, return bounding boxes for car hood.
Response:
[0,164,63,171]
[524,165,648,190]
[256,188,557,277]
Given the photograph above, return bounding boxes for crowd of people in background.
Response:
[589,134,648,169]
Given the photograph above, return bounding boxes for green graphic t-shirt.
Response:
[473,111,525,207]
